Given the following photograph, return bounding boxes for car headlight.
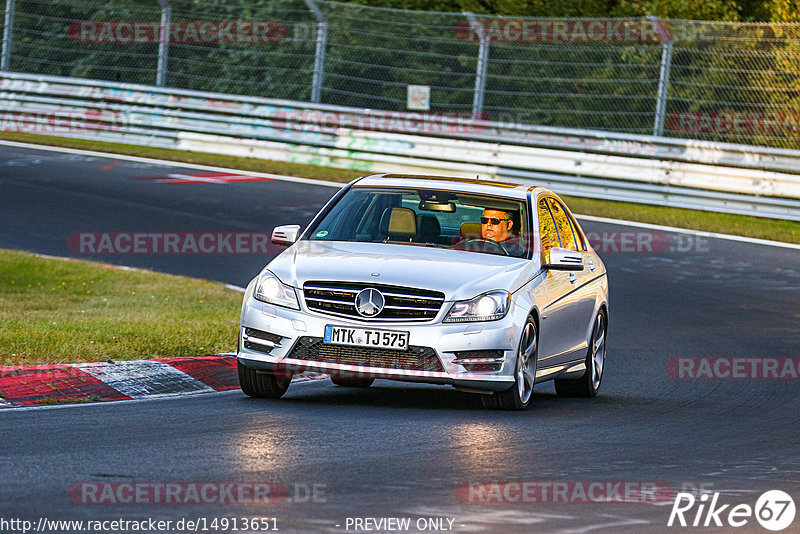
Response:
[443,290,511,323]
[253,271,300,310]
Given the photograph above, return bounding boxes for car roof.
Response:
[354,173,551,200]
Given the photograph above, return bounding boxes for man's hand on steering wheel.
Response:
[456,237,510,255]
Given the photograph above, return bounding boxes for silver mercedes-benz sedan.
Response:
[237,174,608,410]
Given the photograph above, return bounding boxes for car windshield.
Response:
[307,187,530,258]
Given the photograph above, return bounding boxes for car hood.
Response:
[266,240,537,301]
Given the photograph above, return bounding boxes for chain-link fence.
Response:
[2,0,800,149]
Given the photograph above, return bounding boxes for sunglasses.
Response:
[480,217,510,225]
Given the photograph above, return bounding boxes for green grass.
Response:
[1,131,798,244]
[0,249,242,366]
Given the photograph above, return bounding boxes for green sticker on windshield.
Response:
[315,230,329,238]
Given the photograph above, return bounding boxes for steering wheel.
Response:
[456,237,510,256]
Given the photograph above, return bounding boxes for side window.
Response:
[547,198,579,252]
[316,189,374,240]
[538,198,559,264]
[567,212,585,251]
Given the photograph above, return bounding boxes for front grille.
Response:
[287,337,444,372]
[303,281,444,322]
[243,328,284,354]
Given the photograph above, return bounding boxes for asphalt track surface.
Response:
[1,144,799,533]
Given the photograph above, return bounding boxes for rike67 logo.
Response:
[668,490,796,531]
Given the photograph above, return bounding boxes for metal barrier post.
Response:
[464,12,489,120]
[156,0,171,87]
[651,17,673,137]
[304,0,327,103]
[1,0,15,72]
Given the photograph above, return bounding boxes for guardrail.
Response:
[2,71,800,221]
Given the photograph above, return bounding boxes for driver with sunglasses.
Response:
[479,208,525,256]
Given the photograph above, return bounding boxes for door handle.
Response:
[588,260,596,272]
[569,272,576,284]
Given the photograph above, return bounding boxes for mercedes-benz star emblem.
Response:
[355,288,385,317]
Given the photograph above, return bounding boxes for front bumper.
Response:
[237,292,521,393]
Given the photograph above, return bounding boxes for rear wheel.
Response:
[554,310,606,398]
[482,316,537,410]
[238,361,292,398]
[331,376,374,388]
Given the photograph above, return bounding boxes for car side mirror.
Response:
[543,247,584,271]
[271,225,302,247]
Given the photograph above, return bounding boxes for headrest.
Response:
[460,222,482,239]
[380,207,417,238]
[417,214,441,240]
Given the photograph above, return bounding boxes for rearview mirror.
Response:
[543,247,584,271]
[271,225,302,247]
[419,200,456,213]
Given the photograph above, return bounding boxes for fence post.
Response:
[1,0,15,72]
[304,0,327,103]
[156,0,171,87]
[650,17,673,136]
[464,11,489,120]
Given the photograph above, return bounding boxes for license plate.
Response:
[323,325,409,351]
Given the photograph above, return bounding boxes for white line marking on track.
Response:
[225,284,246,292]
[575,213,800,250]
[0,388,242,412]
[0,139,343,188]
[3,139,797,249]
[25,253,246,293]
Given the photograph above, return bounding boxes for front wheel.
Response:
[238,361,292,398]
[554,310,606,398]
[482,316,537,410]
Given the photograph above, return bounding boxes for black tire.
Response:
[238,360,292,398]
[331,376,375,388]
[554,310,606,398]
[481,316,537,410]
